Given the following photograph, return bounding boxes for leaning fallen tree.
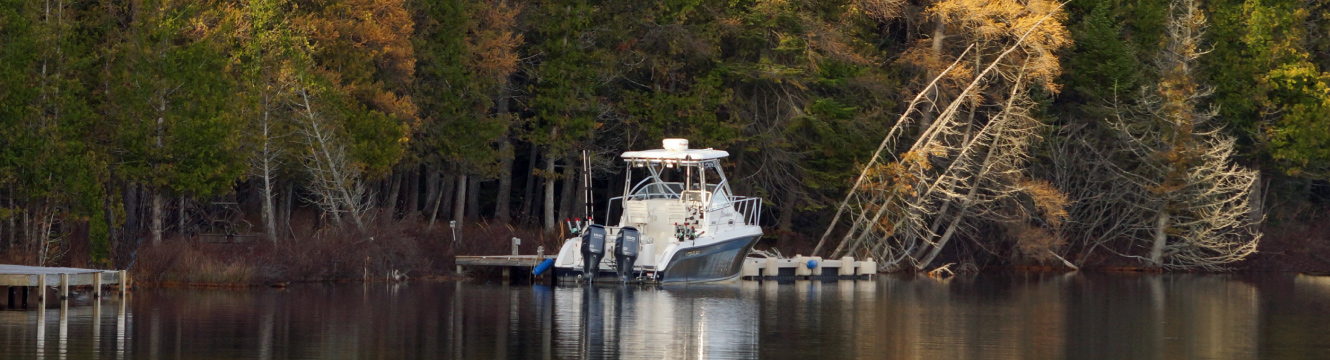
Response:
[812,1,1074,271]
[814,0,1262,272]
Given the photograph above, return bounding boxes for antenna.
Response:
[583,149,593,223]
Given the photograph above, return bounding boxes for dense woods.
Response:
[1,0,1327,274]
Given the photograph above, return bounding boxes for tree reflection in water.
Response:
[4,274,1330,358]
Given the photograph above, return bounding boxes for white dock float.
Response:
[0,265,128,306]
[741,256,876,281]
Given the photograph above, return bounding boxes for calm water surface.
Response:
[2,273,1329,359]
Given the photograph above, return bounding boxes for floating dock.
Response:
[742,256,877,281]
[455,254,877,283]
[0,265,128,306]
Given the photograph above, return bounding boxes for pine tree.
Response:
[1108,0,1261,269]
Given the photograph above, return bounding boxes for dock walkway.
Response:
[0,265,128,305]
[455,254,879,283]
[456,255,555,282]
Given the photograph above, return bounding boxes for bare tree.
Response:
[249,90,285,243]
[1103,0,1261,269]
[815,1,1072,271]
[1041,123,1151,266]
[293,88,371,232]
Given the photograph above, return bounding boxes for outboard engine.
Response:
[580,224,606,282]
[614,227,640,281]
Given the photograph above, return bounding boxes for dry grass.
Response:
[126,214,557,286]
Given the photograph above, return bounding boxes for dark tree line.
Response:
[1,0,1326,269]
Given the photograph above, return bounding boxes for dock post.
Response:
[503,267,511,283]
[38,274,46,301]
[94,272,103,299]
[60,273,69,301]
[118,270,127,297]
[93,295,102,348]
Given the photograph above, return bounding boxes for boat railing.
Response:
[712,196,762,226]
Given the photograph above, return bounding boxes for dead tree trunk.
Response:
[281,181,293,238]
[406,167,420,215]
[559,161,575,221]
[466,176,480,220]
[6,185,15,250]
[429,172,454,228]
[124,184,138,234]
[151,191,163,245]
[424,168,440,220]
[177,196,185,237]
[452,174,467,226]
[384,170,402,218]
[496,138,514,224]
[543,156,557,232]
[495,81,515,224]
[520,146,539,225]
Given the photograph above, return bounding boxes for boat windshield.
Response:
[622,159,731,203]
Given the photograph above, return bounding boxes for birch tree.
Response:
[238,0,300,243]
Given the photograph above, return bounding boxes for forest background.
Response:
[1,0,1327,283]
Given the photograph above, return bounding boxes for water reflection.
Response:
[551,283,766,358]
[2,274,1329,359]
[0,292,130,360]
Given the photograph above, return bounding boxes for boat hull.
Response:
[551,234,761,284]
[657,235,761,283]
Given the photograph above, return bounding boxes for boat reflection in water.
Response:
[549,280,875,359]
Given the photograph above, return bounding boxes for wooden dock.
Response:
[456,255,555,283]
[455,254,879,283]
[0,265,127,306]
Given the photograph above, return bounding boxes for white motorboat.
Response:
[552,139,763,283]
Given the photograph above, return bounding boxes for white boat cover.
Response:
[620,148,729,160]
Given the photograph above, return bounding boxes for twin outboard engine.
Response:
[614,227,640,281]
[580,224,607,282]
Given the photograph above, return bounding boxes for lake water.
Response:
[2,273,1329,359]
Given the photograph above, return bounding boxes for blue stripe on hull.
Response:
[658,235,760,283]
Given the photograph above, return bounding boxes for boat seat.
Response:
[625,201,650,225]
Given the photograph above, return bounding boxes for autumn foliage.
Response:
[0,0,1325,276]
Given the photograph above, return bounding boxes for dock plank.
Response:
[0,265,123,287]
[456,255,555,267]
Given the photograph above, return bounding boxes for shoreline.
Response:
[4,218,1326,288]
